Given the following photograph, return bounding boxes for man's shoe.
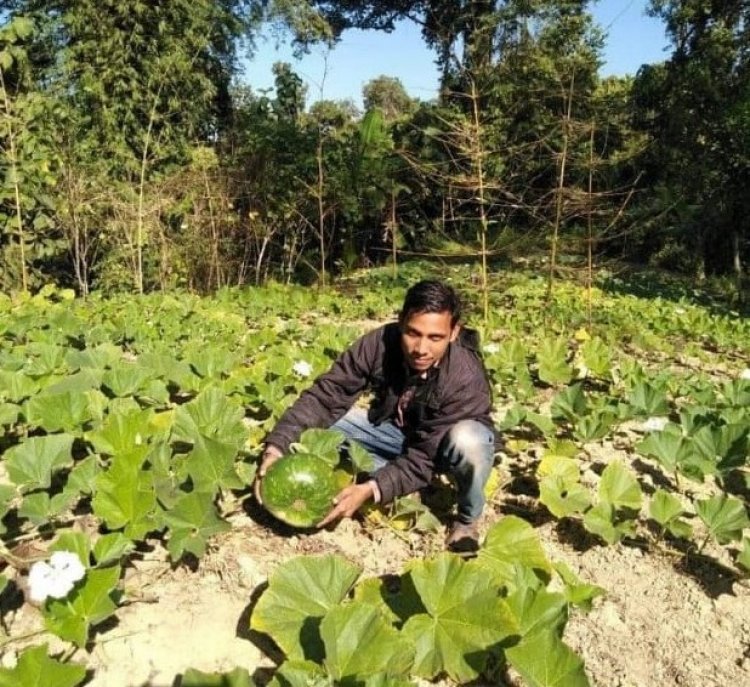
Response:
[445,520,480,556]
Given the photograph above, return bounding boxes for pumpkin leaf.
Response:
[506,629,590,687]
[695,495,749,545]
[599,461,642,511]
[0,645,86,687]
[161,491,231,560]
[44,566,121,647]
[476,516,552,584]
[5,434,75,490]
[24,392,92,433]
[401,553,518,682]
[251,555,361,662]
[321,602,414,680]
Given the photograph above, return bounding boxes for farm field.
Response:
[0,262,748,687]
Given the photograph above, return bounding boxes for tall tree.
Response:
[362,75,417,120]
[632,1,749,282]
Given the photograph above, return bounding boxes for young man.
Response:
[255,280,496,552]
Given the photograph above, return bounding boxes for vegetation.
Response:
[0,1,746,298]
[0,0,748,683]
[0,261,747,684]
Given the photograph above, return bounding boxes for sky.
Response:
[242,1,670,107]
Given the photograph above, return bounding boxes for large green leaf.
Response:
[536,338,573,386]
[475,516,552,584]
[691,423,749,474]
[320,603,414,680]
[267,661,327,687]
[45,369,103,395]
[649,489,692,539]
[161,491,231,560]
[351,575,425,626]
[5,434,74,490]
[65,456,101,496]
[635,425,686,473]
[44,566,121,647]
[506,584,568,639]
[19,491,77,526]
[0,645,86,687]
[171,387,246,446]
[91,450,158,540]
[627,380,669,417]
[87,408,154,456]
[574,410,616,443]
[506,629,590,687]
[92,533,135,566]
[101,362,153,397]
[580,337,611,379]
[251,555,362,661]
[582,503,635,545]
[599,462,642,511]
[550,385,587,422]
[0,370,39,401]
[0,401,19,425]
[184,434,243,492]
[401,554,518,682]
[293,428,345,467]
[539,475,591,519]
[695,495,749,545]
[24,392,92,432]
[738,538,750,572]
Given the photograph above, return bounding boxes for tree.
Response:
[362,75,417,120]
[0,16,60,292]
[0,0,263,292]
[631,0,750,284]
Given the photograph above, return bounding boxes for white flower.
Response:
[674,307,686,315]
[740,369,750,381]
[483,343,500,355]
[28,551,86,604]
[642,416,669,432]
[292,360,313,378]
[49,551,86,584]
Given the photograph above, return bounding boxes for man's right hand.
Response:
[254,445,283,505]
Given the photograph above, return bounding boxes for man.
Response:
[255,280,496,552]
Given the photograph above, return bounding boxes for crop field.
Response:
[0,262,748,687]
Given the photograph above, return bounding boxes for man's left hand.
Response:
[318,483,375,528]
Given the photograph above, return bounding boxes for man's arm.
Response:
[263,329,380,453]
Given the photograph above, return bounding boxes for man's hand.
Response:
[254,445,283,505]
[318,482,375,528]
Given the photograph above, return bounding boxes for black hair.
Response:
[399,280,461,327]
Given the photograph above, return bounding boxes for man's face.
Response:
[400,310,459,372]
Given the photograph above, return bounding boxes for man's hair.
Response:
[400,280,461,326]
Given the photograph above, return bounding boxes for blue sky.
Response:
[242,1,670,107]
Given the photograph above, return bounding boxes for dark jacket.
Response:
[264,322,494,504]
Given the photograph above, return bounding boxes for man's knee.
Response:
[443,420,494,467]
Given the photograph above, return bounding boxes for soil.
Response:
[2,453,749,687]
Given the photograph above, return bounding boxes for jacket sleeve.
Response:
[263,330,379,453]
[373,356,493,504]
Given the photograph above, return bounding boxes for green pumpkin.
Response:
[261,453,339,527]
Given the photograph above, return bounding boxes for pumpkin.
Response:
[260,453,339,527]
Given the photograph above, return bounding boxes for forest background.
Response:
[0,0,748,300]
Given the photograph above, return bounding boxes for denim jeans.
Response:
[331,407,495,524]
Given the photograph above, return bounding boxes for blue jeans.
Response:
[331,407,495,524]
